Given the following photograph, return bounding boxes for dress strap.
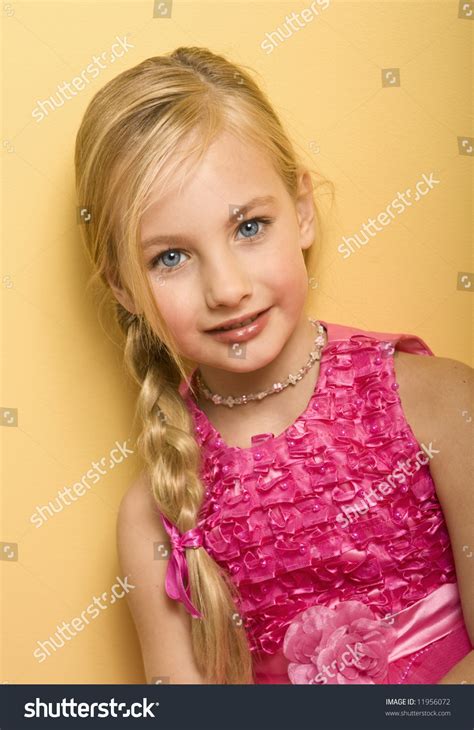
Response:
[318,319,434,356]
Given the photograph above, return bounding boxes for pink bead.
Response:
[391,382,399,390]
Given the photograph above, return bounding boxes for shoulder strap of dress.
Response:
[318,319,435,356]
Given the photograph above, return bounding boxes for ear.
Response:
[105,267,138,315]
[295,169,316,251]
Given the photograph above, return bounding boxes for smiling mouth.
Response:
[211,312,262,332]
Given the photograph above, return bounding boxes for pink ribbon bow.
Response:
[160,513,204,619]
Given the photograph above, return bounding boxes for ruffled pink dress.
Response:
[177,320,472,684]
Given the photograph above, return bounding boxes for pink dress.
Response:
[175,320,472,684]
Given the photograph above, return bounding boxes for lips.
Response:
[205,307,272,344]
[211,313,260,332]
[206,308,269,333]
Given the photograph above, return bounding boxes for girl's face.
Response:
[138,130,315,374]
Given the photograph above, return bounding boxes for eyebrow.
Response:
[140,195,277,249]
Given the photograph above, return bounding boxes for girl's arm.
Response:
[116,471,207,684]
[395,352,474,683]
[429,357,474,683]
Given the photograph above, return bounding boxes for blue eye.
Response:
[236,217,273,240]
[149,249,188,272]
[159,250,184,268]
[237,218,263,238]
[149,216,273,273]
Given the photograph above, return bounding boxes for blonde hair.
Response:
[74,46,333,684]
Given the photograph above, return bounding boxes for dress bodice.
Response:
[177,320,472,683]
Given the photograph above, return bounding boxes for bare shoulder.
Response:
[117,469,167,546]
[116,470,170,589]
[393,350,473,445]
[116,471,206,684]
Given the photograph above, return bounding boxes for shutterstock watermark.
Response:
[24,697,159,719]
[29,439,134,528]
[260,0,330,54]
[310,640,364,684]
[338,172,440,259]
[32,35,134,122]
[336,441,440,528]
[33,575,135,663]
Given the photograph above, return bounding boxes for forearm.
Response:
[437,648,474,684]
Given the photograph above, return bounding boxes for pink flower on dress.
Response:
[283,600,397,684]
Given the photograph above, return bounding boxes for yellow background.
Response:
[1,0,472,683]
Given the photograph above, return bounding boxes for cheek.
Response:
[149,281,197,339]
[262,246,308,302]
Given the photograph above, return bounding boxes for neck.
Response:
[195,312,321,398]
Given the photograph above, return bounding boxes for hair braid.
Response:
[118,304,255,683]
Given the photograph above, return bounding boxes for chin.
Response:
[220,349,279,373]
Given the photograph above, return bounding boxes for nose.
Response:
[203,247,253,309]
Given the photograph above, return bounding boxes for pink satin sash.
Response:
[253,582,470,682]
[387,582,467,662]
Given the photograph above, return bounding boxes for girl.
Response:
[74,47,473,685]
